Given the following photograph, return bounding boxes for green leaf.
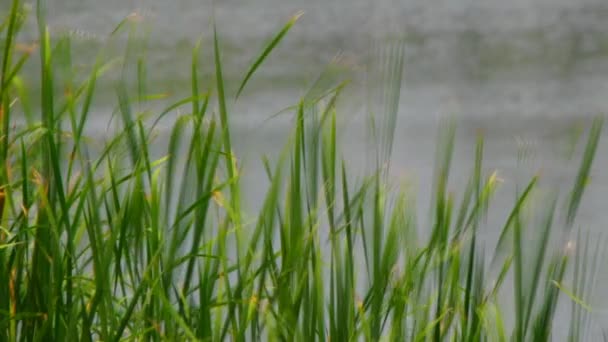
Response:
[235,11,303,99]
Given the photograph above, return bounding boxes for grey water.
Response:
[10,0,608,338]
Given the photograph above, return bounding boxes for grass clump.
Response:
[1,1,606,341]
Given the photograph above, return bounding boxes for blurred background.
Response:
[27,0,607,222]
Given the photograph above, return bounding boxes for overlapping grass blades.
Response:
[1,1,607,340]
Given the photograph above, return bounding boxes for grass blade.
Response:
[235,11,303,99]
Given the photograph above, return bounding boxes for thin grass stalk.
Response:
[462,134,484,341]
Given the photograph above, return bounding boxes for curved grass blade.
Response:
[566,116,603,228]
[490,176,537,269]
[552,280,592,312]
[235,11,303,99]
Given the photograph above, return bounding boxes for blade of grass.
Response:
[235,11,303,99]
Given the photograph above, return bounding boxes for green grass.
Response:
[1,2,607,341]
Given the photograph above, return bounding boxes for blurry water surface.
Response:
[9,0,608,337]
